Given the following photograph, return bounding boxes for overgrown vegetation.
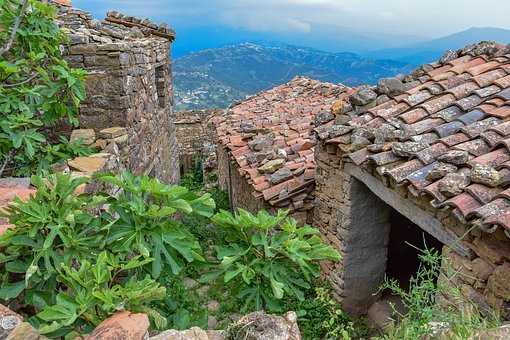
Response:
[0,0,91,177]
[0,172,215,337]
[206,209,341,312]
[377,245,502,340]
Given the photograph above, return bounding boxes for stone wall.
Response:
[314,141,510,319]
[55,3,179,184]
[175,109,220,176]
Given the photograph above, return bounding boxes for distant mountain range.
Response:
[173,43,412,111]
[365,27,510,65]
[173,27,510,111]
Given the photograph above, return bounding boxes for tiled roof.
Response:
[316,42,510,237]
[216,77,350,211]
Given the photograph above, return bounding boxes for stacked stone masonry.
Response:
[53,1,179,184]
[175,109,221,176]
[314,42,510,319]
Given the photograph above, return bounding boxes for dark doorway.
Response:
[385,209,444,291]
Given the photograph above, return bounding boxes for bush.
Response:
[205,209,341,312]
[0,0,89,176]
[0,172,215,337]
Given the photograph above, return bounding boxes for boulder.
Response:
[225,311,300,340]
[85,311,149,340]
[0,304,23,339]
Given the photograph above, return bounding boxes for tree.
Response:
[0,0,87,176]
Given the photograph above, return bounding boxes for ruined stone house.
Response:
[175,109,220,176]
[314,42,510,319]
[52,0,180,183]
[215,77,350,224]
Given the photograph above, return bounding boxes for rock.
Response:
[0,304,23,339]
[350,86,377,106]
[276,148,288,160]
[207,300,220,313]
[269,168,293,185]
[207,316,218,330]
[377,77,405,96]
[0,178,31,188]
[328,125,353,138]
[248,134,274,152]
[437,150,470,165]
[471,257,494,282]
[258,159,286,174]
[68,155,107,173]
[470,325,510,340]
[391,141,428,157]
[487,262,510,300]
[351,135,371,151]
[150,327,216,340]
[438,172,470,197]
[84,311,149,340]
[439,50,459,64]
[6,322,45,340]
[426,162,458,181]
[183,277,199,289]
[70,129,96,145]
[470,164,501,187]
[99,127,128,139]
[367,296,406,331]
[240,121,257,133]
[225,311,301,340]
[314,110,334,126]
[331,99,352,115]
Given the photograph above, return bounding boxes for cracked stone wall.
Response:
[55,3,179,184]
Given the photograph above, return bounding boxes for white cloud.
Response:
[74,0,510,37]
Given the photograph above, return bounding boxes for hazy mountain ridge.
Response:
[366,27,510,65]
[174,42,412,111]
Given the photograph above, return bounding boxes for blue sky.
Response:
[73,0,510,56]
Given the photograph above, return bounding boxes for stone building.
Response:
[314,42,510,319]
[52,0,180,183]
[215,77,350,224]
[175,109,220,176]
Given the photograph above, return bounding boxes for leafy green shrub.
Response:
[0,0,88,176]
[206,209,341,312]
[0,172,215,336]
[97,171,215,278]
[34,252,166,337]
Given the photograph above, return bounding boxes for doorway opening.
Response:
[385,209,444,291]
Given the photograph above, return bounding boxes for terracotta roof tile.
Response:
[313,42,510,235]
[217,76,347,209]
